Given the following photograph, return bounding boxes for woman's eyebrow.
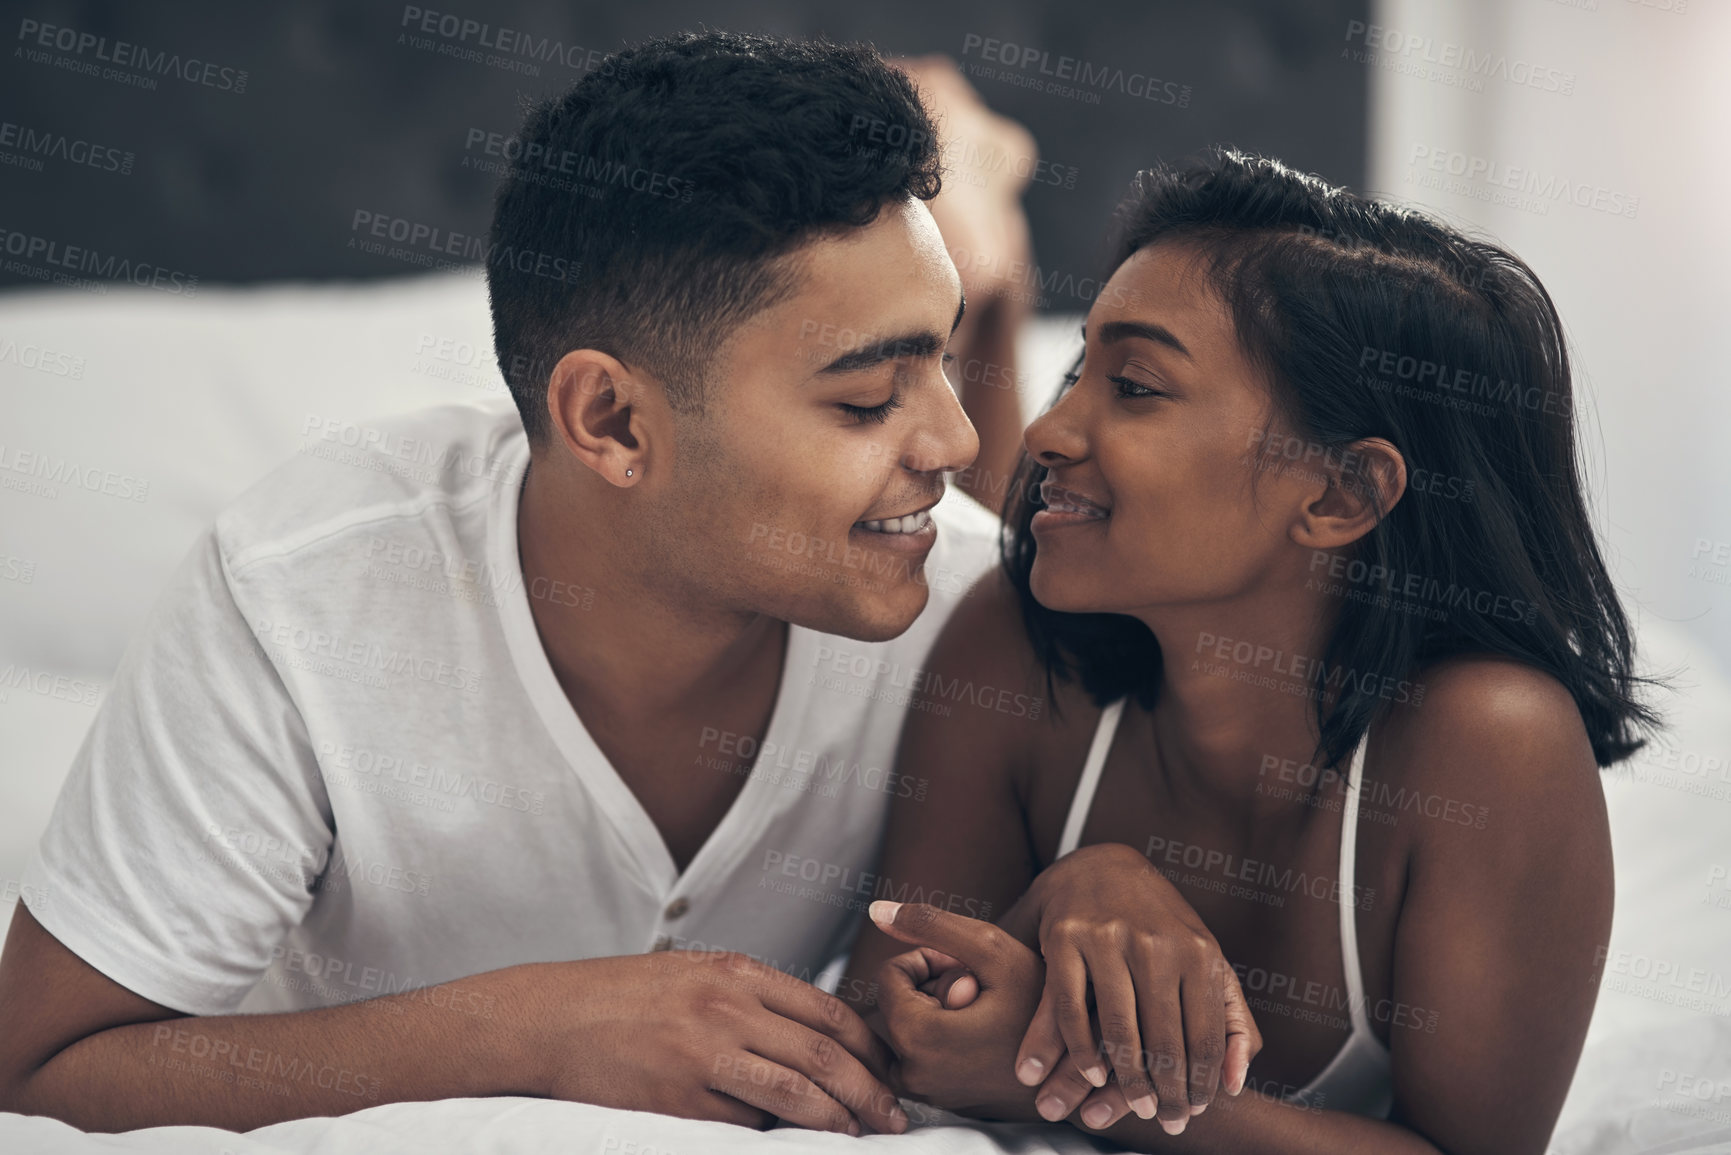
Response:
[1082,320,1195,361]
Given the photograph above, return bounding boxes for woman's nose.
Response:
[1025,385,1087,468]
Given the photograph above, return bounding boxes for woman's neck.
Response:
[1138,598,1346,830]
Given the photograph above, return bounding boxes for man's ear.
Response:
[544,349,652,486]
[1290,436,1406,551]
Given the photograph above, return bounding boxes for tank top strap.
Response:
[1338,728,1376,1038]
[1057,704,1379,1046]
[1056,698,1127,859]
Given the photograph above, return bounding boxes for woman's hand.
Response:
[868,902,1053,1122]
[870,900,1155,1135]
[1015,842,1262,1135]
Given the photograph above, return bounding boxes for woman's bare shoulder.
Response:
[1371,655,1605,850]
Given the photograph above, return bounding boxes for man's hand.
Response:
[0,904,908,1136]
[540,949,908,1135]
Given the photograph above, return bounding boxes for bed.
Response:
[3,272,1729,1153]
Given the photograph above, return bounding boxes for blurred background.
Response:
[4,2,1731,1147]
[0,0,1369,299]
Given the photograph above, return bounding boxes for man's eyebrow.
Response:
[817,332,943,374]
[1085,319,1195,361]
[815,291,967,375]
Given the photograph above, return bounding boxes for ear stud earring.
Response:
[626,469,634,477]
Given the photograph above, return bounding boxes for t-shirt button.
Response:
[664,897,691,920]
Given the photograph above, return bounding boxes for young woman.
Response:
[842,149,1654,1153]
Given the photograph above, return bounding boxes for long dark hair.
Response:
[1002,148,1656,769]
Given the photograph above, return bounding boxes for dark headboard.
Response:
[1,0,1367,310]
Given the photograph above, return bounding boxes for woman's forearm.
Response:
[994,885,1042,948]
[1092,1087,1444,1155]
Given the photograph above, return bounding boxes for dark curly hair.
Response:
[1002,148,1657,769]
[486,31,943,441]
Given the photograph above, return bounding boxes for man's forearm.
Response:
[9,963,550,1133]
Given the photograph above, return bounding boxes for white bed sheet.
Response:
[1550,1018,1731,1155]
[0,1101,1119,1155]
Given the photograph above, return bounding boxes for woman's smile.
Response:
[1032,480,1111,533]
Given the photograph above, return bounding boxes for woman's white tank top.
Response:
[1054,698,1394,1119]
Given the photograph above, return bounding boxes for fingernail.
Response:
[1160,1115,1189,1136]
[847,1119,861,1137]
[1017,1057,1045,1085]
[1081,1102,1114,1129]
[1082,1064,1107,1088]
[1036,1095,1067,1122]
[869,901,902,925]
[891,1106,909,1133]
[1128,1095,1156,1120]
[1190,1101,1208,1116]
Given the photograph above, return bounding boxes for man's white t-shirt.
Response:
[23,399,1010,1016]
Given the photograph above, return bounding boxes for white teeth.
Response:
[1046,502,1106,518]
[857,509,933,534]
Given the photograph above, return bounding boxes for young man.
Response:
[0,32,1013,1137]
